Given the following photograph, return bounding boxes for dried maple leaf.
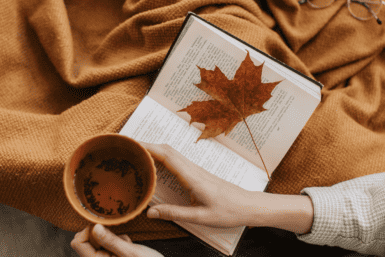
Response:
[177,51,283,181]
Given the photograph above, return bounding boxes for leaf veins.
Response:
[178,50,283,180]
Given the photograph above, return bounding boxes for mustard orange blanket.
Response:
[1,0,384,241]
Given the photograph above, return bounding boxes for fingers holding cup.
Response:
[71,226,99,257]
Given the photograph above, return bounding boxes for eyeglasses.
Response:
[298,0,384,25]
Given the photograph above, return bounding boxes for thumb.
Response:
[93,224,124,255]
[147,205,204,224]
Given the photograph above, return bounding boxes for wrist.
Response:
[244,191,314,235]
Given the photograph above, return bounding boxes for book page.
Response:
[147,15,320,173]
[119,96,266,255]
[216,80,319,174]
[120,96,268,195]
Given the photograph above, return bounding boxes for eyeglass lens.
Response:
[348,0,382,21]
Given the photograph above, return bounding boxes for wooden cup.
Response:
[63,134,156,252]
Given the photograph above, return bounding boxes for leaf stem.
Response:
[242,118,271,181]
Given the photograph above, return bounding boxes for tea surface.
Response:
[73,148,146,219]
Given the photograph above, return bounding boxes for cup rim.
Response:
[63,133,157,226]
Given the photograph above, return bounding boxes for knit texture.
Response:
[0,0,384,241]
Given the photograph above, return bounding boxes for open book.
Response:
[119,12,322,257]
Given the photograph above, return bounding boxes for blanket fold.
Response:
[1,0,384,241]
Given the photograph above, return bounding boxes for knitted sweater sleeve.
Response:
[295,172,385,256]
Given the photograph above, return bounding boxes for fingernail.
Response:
[94,224,105,236]
[148,209,159,218]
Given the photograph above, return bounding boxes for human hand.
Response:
[70,224,164,257]
[139,141,255,228]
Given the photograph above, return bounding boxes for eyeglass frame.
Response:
[298,0,385,25]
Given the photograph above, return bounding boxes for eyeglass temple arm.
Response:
[350,0,382,24]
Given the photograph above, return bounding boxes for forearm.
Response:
[243,173,385,256]
[244,192,314,235]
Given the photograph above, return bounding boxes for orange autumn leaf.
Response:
[177,51,283,180]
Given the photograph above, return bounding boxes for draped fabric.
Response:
[1,0,384,241]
